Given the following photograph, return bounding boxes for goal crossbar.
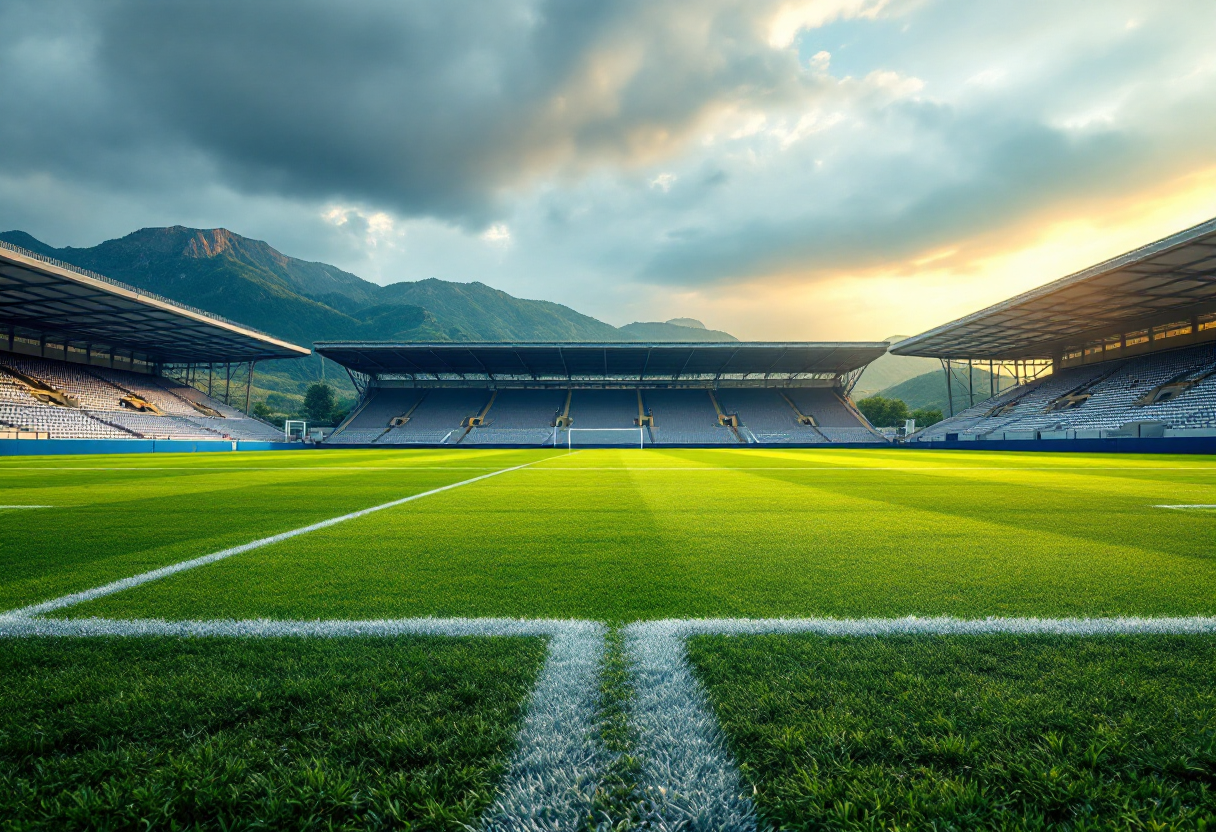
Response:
[564,427,646,449]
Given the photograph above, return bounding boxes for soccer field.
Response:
[3,447,1216,829]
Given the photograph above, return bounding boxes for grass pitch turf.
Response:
[687,634,1216,830]
[4,447,1216,829]
[0,448,547,612]
[40,447,1216,622]
[0,635,547,831]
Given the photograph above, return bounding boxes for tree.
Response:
[303,383,337,424]
[910,407,943,428]
[857,395,909,427]
[251,400,274,421]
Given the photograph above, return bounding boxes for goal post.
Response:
[566,427,646,449]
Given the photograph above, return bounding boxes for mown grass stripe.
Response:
[2,459,541,619]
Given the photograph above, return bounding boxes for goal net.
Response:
[565,427,646,449]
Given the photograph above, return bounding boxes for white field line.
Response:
[2,459,542,619]
[481,620,607,832]
[518,466,1216,471]
[0,615,606,832]
[0,466,525,471]
[622,615,1216,831]
[625,621,757,831]
[1155,504,1216,509]
[0,505,52,508]
[4,465,1215,472]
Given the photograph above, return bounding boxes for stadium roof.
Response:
[315,341,888,380]
[892,216,1216,360]
[0,241,309,363]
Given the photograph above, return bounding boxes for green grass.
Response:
[46,447,1216,622]
[687,634,1216,831]
[0,447,548,612]
[0,635,547,831]
[6,447,1216,830]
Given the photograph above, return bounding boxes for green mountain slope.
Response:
[852,335,940,398]
[878,367,1013,414]
[617,320,737,342]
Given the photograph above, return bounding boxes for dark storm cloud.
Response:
[8,0,797,221]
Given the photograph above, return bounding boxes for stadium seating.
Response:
[461,389,566,445]
[0,403,136,439]
[644,390,738,445]
[325,383,886,446]
[713,389,819,443]
[711,388,885,444]
[0,351,287,441]
[913,343,1216,441]
[565,389,643,445]
[375,389,491,444]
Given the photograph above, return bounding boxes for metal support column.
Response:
[245,361,257,414]
[942,359,954,417]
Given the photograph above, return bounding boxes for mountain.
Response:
[875,367,1010,414]
[0,226,739,403]
[851,335,941,399]
[617,319,737,342]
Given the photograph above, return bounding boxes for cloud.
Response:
[650,173,678,192]
[0,0,1214,343]
[481,223,513,244]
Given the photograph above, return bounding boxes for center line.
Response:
[3,458,544,619]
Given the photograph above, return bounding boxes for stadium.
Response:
[2,213,1215,829]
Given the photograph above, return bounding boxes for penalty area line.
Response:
[2,459,542,620]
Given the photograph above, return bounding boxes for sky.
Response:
[2,0,1214,340]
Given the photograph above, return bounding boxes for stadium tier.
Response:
[0,240,308,443]
[895,217,1216,442]
[0,352,286,441]
[319,342,891,446]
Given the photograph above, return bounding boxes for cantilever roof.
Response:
[892,216,1216,360]
[0,242,310,363]
[315,341,888,379]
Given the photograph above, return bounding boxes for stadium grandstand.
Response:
[0,240,308,442]
[316,341,890,446]
[893,216,1216,442]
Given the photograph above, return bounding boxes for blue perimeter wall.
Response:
[1,437,1215,455]
[0,439,304,455]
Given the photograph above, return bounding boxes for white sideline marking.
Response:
[520,466,1216,471]
[1155,504,1216,509]
[0,466,521,471]
[3,459,541,619]
[625,621,758,831]
[0,615,607,832]
[480,620,607,832]
[0,505,52,509]
[622,615,1216,831]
